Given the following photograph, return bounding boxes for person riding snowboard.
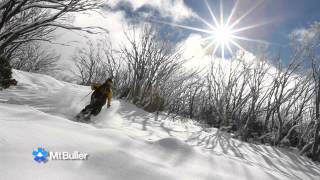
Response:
[76,78,113,120]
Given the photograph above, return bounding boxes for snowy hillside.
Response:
[0,70,319,180]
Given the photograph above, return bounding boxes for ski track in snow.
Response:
[0,70,319,180]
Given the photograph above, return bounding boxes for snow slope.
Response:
[0,70,319,180]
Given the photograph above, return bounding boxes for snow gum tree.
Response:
[0,0,103,55]
[0,0,104,86]
[304,22,320,161]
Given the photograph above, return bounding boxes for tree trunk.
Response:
[312,122,320,160]
[312,77,320,160]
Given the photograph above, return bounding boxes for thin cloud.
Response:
[108,0,196,22]
[290,21,320,43]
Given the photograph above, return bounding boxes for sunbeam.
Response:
[154,0,271,59]
[220,0,224,25]
[152,20,213,34]
[230,39,246,52]
[229,0,265,29]
[226,0,239,26]
[201,35,215,42]
[212,44,219,56]
[225,42,233,56]
[204,40,216,52]
[231,21,272,33]
[204,0,219,27]
[195,15,216,30]
[232,35,271,45]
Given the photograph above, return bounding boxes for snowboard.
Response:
[74,106,110,123]
[74,112,91,122]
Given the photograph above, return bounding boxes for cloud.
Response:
[177,33,263,71]
[290,22,320,43]
[50,9,139,80]
[291,28,316,42]
[52,0,194,63]
[50,0,196,76]
[176,33,211,69]
[71,10,132,48]
[53,10,129,58]
[108,0,196,22]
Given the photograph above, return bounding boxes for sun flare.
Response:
[213,26,233,45]
[154,0,270,59]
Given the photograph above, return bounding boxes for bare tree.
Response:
[73,41,108,85]
[10,41,60,73]
[121,24,186,107]
[101,38,123,93]
[307,23,320,160]
[0,0,103,57]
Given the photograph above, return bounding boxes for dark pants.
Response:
[80,92,106,116]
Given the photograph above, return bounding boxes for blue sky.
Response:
[54,0,320,74]
[105,0,320,60]
[184,0,320,43]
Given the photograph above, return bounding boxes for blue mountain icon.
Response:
[32,147,48,163]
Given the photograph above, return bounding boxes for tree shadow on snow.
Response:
[186,128,320,180]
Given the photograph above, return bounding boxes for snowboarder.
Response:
[76,78,113,121]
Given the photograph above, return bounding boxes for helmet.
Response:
[106,77,113,84]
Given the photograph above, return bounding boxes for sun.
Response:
[154,0,271,59]
[213,26,233,45]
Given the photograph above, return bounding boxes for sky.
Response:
[112,0,319,55]
[52,0,320,77]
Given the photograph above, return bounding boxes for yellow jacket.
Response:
[91,83,113,107]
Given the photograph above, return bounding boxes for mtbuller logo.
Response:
[32,147,88,163]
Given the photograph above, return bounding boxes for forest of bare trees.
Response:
[10,41,60,73]
[73,23,320,161]
[0,0,103,85]
[1,0,319,162]
[0,0,103,56]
